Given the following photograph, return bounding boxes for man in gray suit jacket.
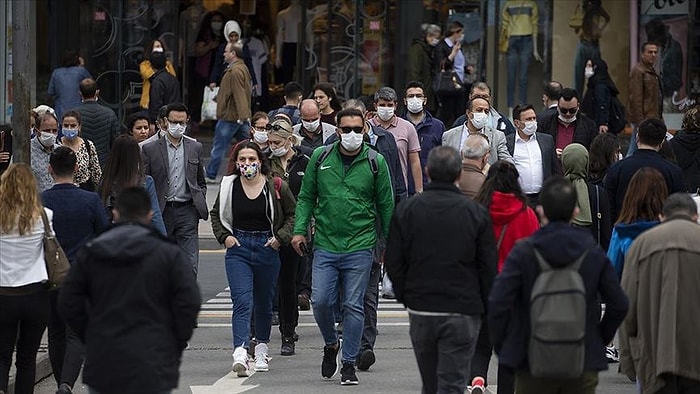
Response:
[142,103,208,274]
[505,104,562,206]
[442,97,513,166]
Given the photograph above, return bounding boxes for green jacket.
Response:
[210,175,296,245]
[293,143,395,253]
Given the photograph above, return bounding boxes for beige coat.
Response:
[619,217,700,394]
[216,58,252,122]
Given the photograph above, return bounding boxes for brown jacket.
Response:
[457,161,485,199]
[619,217,700,393]
[628,61,662,124]
[216,58,252,122]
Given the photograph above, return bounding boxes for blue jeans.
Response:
[205,119,249,179]
[506,35,533,107]
[312,248,373,364]
[225,229,281,349]
[627,123,638,157]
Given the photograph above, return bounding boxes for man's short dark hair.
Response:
[284,82,303,99]
[543,81,562,100]
[559,88,579,102]
[637,118,666,146]
[540,176,578,222]
[79,78,98,98]
[466,97,490,111]
[166,103,189,118]
[641,41,657,53]
[426,146,462,183]
[49,146,77,178]
[336,108,364,125]
[150,52,167,70]
[662,193,697,218]
[115,187,152,222]
[405,80,425,95]
[513,104,536,121]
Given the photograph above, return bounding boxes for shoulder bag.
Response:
[40,209,70,289]
[433,59,466,96]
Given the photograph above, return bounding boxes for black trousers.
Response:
[48,289,85,388]
[0,287,49,394]
[277,244,301,339]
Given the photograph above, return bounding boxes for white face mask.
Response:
[406,98,424,114]
[558,114,577,124]
[584,67,595,79]
[271,145,289,157]
[522,121,537,136]
[376,107,395,122]
[38,132,56,148]
[340,131,364,152]
[302,119,320,131]
[429,38,439,47]
[470,112,489,130]
[253,130,268,143]
[167,123,186,139]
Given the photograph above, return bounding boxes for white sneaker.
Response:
[254,342,271,372]
[232,346,250,377]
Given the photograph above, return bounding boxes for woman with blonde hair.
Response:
[0,164,52,394]
[267,119,309,355]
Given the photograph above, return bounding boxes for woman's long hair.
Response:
[588,133,619,181]
[474,161,528,207]
[100,135,144,205]
[313,83,343,112]
[617,167,667,225]
[0,164,43,235]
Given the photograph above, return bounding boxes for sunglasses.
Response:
[559,107,578,115]
[339,126,364,134]
[266,124,290,132]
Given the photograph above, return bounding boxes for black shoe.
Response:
[56,383,73,394]
[356,348,375,371]
[340,362,359,385]
[281,337,295,356]
[271,312,280,326]
[298,293,311,310]
[321,339,342,379]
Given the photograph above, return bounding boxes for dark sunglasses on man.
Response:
[559,107,578,115]
[338,126,364,134]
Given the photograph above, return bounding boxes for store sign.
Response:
[641,0,689,15]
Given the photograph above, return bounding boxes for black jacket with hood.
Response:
[669,131,700,193]
[488,222,629,373]
[58,223,201,394]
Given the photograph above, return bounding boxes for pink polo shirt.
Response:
[370,116,421,186]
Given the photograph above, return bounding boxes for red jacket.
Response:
[489,191,540,272]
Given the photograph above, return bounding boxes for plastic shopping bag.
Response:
[201,87,219,121]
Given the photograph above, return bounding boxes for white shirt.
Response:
[0,208,51,287]
[513,132,543,194]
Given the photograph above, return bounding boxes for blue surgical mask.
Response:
[63,129,79,139]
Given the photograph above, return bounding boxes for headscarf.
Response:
[562,143,592,226]
[681,105,700,133]
[224,20,242,44]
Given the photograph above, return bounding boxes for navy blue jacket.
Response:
[41,183,109,263]
[604,149,686,220]
[489,222,628,372]
[325,123,407,202]
[402,110,445,184]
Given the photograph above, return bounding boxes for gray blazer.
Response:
[442,125,514,165]
[141,136,208,220]
[505,132,562,181]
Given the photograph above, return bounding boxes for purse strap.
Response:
[497,223,508,250]
[39,208,52,238]
[594,185,601,245]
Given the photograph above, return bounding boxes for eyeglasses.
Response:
[559,107,578,115]
[339,126,364,134]
[266,124,290,132]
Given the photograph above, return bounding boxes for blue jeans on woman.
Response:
[205,119,250,180]
[312,248,373,364]
[225,229,281,349]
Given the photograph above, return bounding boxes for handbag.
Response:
[433,59,465,96]
[201,86,219,121]
[40,209,70,289]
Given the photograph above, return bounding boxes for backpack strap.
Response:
[366,147,379,177]
[315,144,335,168]
[570,247,592,271]
[273,176,282,199]
[496,224,508,250]
[532,245,592,272]
[594,185,601,245]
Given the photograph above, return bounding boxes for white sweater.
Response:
[0,208,52,287]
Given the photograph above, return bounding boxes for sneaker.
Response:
[56,383,73,394]
[356,348,375,371]
[606,345,620,363]
[298,293,311,310]
[281,337,295,356]
[470,376,485,394]
[232,346,250,377]
[254,342,271,372]
[321,339,342,379]
[340,362,359,385]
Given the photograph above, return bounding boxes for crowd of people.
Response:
[1,17,700,394]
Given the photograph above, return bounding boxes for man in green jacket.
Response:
[291,108,395,386]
